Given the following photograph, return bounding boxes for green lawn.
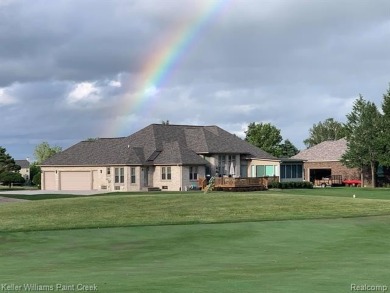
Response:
[1,218,389,292]
[1,190,390,292]
[2,192,390,232]
[271,187,390,200]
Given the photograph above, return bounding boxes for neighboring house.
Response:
[15,159,30,181]
[40,124,280,191]
[291,138,360,183]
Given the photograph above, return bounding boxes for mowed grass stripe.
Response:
[1,218,390,292]
[271,187,390,200]
[2,193,390,232]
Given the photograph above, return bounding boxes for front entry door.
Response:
[143,167,149,187]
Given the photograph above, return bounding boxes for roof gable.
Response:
[292,138,347,161]
[15,160,30,168]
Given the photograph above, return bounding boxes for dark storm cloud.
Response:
[0,0,390,159]
[0,0,172,86]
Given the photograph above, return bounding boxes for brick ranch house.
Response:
[291,138,361,183]
[41,124,281,191]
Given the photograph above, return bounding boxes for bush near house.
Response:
[29,163,41,186]
[269,181,313,189]
[0,171,25,187]
[32,172,41,188]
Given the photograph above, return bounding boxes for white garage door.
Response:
[60,171,91,191]
[44,171,56,190]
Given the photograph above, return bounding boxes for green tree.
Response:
[0,172,25,188]
[29,162,41,186]
[279,139,299,158]
[304,118,347,148]
[245,122,283,157]
[379,84,390,166]
[0,147,20,174]
[34,142,62,164]
[341,95,382,187]
[32,172,41,188]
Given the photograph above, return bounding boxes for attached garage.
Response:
[59,171,91,190]
[43,171,56,190]
[309,168,331,182]
[292,139,361,183]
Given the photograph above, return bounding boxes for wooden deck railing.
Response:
[198,176,279,190]
[214,177,267,187]
[199,176,279,189]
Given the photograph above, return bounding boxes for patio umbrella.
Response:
[229,162,235,176]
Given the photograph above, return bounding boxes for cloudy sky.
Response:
[1,0,389,160]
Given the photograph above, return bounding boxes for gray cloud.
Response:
[1,0,390,159]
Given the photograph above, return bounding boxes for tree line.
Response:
[245,84,390,187]
[244,118,347,158]
[0,142,61,188]
[342,86,390,187]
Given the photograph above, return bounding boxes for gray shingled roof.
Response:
[291,138,347,161]
[42,124,277,166]
[15,160,30,168]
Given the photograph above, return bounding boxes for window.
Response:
[218,155,226,175]
[265,165,274,176]
[256,165,276,177]
[251,165,256,178]
[256,165,265,177]
[189,166,198,180]
[162,167,172,180]
[131,167,136,184]
[107,167,111,175]
[115,167,124,183]
[280,164,303,179]
[286,165,292,178]
[217,154,237,175]
[297,165,303,178]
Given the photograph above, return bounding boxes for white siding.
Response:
[153,166,182,191]
[92,170,99,190]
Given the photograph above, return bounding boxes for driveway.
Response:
[0,190,109,196]
[0,196,28,203]
[0,190,110,204]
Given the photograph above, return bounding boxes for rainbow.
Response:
[104,0,231,137]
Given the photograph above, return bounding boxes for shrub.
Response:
[32,172,41,188]
[0,172,25,187]
[268,181,313,189]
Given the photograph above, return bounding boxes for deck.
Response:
[199,176,278,192]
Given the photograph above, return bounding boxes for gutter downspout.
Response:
[179,164,183,191]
